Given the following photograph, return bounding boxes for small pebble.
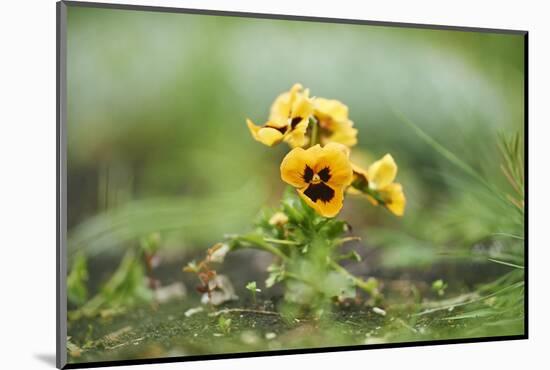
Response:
[364,337,387,345]
[184,306,204,317]
[241,331,260,345]
[265,332,277,340]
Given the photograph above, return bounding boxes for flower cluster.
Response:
[247,83,406,217]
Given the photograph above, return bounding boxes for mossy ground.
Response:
[67,262,524,365]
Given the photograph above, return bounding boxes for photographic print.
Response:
[57,1,527,368]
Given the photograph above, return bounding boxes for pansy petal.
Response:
[382,183,406,216]
[257,127,285,146]
[313,98,357,147]
[298,185,345,218]
[269,83,305,122]
[284,118,309,148]
[246,119,284,146]
[305,143,324,158]
[351,162,369,182]
[290,83,304,94]
[313,98,349,123]
[265,119,288,129]
[324,120,358,147]
[367,154,397,190]
[280,147,312,188]
[291,94,314,122]
[246,119,263,141]
[269,92,292,122]
[314,143,353,188]
[347,163,369,195]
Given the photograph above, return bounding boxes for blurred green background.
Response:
[66,6,524,271]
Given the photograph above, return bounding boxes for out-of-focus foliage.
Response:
[67,8,524,260]
[67,253,89,306]
[69,249,153,320]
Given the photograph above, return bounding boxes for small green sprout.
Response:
[246,281,261,304]
[140,232,161,254]
[67,253,89,306]
[432,279,448,297]
[218,316,232,335]
[140,232,162,290]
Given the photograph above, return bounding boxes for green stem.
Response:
[309,117,320,147]
[333,236,362,247]
[283,271,316,287]
[232,235,289,261]
[264,238,300,246]
[351,179,385,204]
[328,259,376,294]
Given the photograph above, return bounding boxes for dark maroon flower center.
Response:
[290,117,303,129]
[303,165,331,183]
[302,165,334,203]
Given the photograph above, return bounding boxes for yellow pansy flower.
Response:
[350,154,406,216]
[246,83,313,147]
[313,98,358,147]
[280,143,353,218]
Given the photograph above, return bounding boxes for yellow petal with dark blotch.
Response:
[314,143,353,188]
[297,185,345,218]
[367,154,397,190]
[291,93,314,122]
[246,119,284,146]
[347,162,369,195]
[280,147,312,188]
[265,119,288,129]
[382,183,406,216]
[351,162,369,182]
[257,127,285,146]
[284,117,309,148]
[269,84,303,122]
[270,84,313,127]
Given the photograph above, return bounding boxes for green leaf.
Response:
[321,272,355,299]
[67,253,89,306]
[265,264,285,288]
[246,281,260,292]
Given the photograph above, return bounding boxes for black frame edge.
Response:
[523,32,529,339]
